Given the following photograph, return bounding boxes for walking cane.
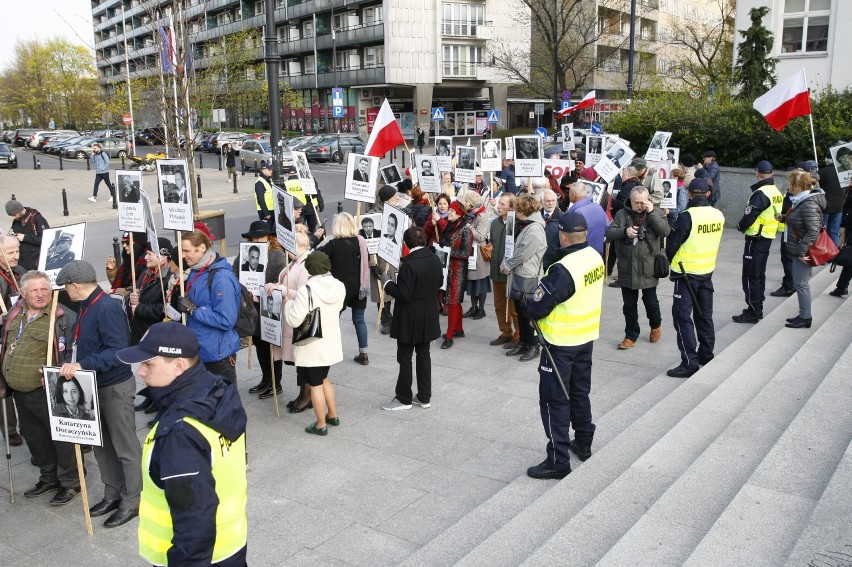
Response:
[526,304,571,403]
[2,397,14,503]
[678,262,703,318]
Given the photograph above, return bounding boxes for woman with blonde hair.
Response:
[460,190,491,320]
[780,170,826,329]
[320,213,371,364]
[284,251,346,435]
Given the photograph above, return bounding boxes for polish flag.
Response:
[753,69,811,132]
[365,99,405,157]
[556,91,596,119]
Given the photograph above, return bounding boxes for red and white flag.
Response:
[753,69,811,132]
[365,99,405,157]
[556,91,596,119]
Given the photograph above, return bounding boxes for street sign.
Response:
[49,120,55,129]
[212,108,226,123]
[431,107,445,121]
[561,101,570,111]
[562,89,571,101]
[591,122,603,134]
[535,127,548,139]
[534,103,545,115]
[332,87,344,106]
[333,106,344,118]
[486,109,500,123]
[689,86,701,99]
[122,114,132,125]
[528,111,534,119]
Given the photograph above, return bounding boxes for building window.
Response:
[442,44,483,77]
[441,3,485,37]
[782,0,830,53]
[364,46,384,68]
[304,54,315,74]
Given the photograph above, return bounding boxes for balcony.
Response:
[441,20,491,39]
[284,65,385,89]
[333,21,384,49]
[442,63,485,80]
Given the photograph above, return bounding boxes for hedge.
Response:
[604,87,852,168]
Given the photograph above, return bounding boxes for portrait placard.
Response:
[434,245,451,291]
[115,169,144,232]
[561,124,575,152]
[645,131,672,162]
[467,243,478,271]
[664,147,680,169]
[381,163,402,185]
[416,155,440,192]
[830,142,852,186]
[156,159,193,231]
[239,242,268,297]
[586,135,604,165]
[292,151,316,195]
[43,367,102,447]
[504,210,516,260]
[434,136,453,171]
[38,223,87,289]
[480,139,502,172]
[455,146,477,183]
[408,150,419,185]
[580,180,607,208]
[344,153,378,203]
[140,188,159,258]
[378,205,409,269]
[357,213,383,254]
[596,139,636,183]
[513,136,543,177]
[273,186,296,254]
[260,288,283,346]
[504,137,514,160]
[660,179,677,210]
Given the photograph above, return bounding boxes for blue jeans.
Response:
[824,212,842,246]
[351,307,368,351]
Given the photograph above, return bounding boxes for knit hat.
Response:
[680,154,696,167]
[631,158,648,171]
[449,200,466,217]
[688,178,711,193]
[193,221,217,241]
[149,237,173,258]
[575,152,586,164]
[378,185,397,203]
[694,168,710,179]
[579,167,598,182]
[5,200,24,217]
[398,178,413,193]
[55,260,97,286]
[305,251,331,275]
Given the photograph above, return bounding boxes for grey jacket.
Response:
[606,207,671,289]
[489,216,509,283]
[501,212,546,279]
[784,189,826,257]
[468,213,491,281]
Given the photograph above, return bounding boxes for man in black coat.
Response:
[6,200,49,271]
[375,226,443,410]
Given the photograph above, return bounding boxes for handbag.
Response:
[291,285,323,345]
[653,239,669,278]
[804,228,839,267]
[509,274,538,301]
[480,239,493,263]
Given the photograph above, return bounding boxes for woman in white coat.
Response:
[284,251,346,436]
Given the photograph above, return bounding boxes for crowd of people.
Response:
[0,130,849,562]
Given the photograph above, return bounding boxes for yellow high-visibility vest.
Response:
[139,417,247,566]
[284,179,319,210]
[537,246,604,346]
[744,184,783,238]
[671,206,725,275]
[255,176,274,211]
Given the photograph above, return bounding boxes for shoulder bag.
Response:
[480,238,493,263]
[292,285,323,345]
[653,239,669,278]
[805,228,839,267]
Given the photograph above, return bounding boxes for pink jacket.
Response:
[271,252,310,362]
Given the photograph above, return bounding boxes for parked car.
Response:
[37,133,77,151]
[0,143,18,169]
[211,131,247,154]
[13,128,40,146]
[44,135,89,154]
[239,139,295,171]
[63,138,128,160]
[29,130,79,149]
[303,136,365,162]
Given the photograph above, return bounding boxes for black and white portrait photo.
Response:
[39,223,87,288]
[239,242,268,297]
[359,213,382,254]
[116,170,145,232]
[455,146,477,183]
[645,131,672,162]
[830,142,852,186]
[595,139,636,183]
[561,124,575,152]
[513,136,543,177]
[344,153,378,203]
[665,147,680,167]
[157,159,194,231]
[480,139,502,172]
[504,136,514,160]
[140,188,159,258]
[353,156,371,182]
[417,155,441,193]
[586,135,604,165]
[435,136,453,172]
[378,205,409,269]
[116,170,141,203]
[273,187,296,254]
[434,245,451,291]
[660,179,677,210]
[43,367,102,446]
[260,288,283,346]
[381,163,402,185]
[420,158,435,177]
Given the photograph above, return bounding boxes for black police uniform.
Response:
[736,177,778,318]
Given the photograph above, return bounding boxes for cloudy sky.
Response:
[0,0,94,61]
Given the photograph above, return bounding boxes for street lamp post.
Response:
[552,0,559,129]
[265,0,284,185]
[627,0,637,100]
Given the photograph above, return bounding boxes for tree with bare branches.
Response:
[665,0,735,92]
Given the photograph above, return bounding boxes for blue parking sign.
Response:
[333,106,344,118]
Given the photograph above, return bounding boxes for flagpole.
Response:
[121,6,136,157]
[170,17,181,156]
[158,25,171,158]
[803,69,819,163]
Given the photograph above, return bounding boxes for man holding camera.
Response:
[605,186,670,350]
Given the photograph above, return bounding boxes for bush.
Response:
[606,87,852,168]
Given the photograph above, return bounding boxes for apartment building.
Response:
[90,0,529,137]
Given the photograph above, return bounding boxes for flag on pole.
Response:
[556,91,596,119]
[364,99,405,157]
[753,69,811,132]
[158,25,177,75]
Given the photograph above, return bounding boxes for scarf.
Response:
[357,235,370,299]
[189,248,216,271]
[789,190,812,208]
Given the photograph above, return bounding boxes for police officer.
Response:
[255,161,275,232]
[285,173,323,234]
[117,322,247,566]
[666,178,725,378]
[525,211,604,479]
[733,160,783,323]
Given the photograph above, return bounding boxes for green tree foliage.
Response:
[606,88,852,168]
[734,6,777,100]
[0,38,101,128]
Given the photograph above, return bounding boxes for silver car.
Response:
[239,139,294,171]
[63,138,129,160]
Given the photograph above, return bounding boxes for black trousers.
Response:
[742,236,772,315]
[395,341,431,404]
[780,237,794,290]
[835,230,852,291]
[14,388,80,489]
[538,341,595,470]
[514,298,535,345]
[672,277,715,370]
[379,301,393,325]
[621,286,662,341]
[205,355,237,385]
[254,336,283,387]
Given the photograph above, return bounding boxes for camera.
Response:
[633,223,646,241]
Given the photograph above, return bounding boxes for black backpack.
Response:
[206,268,259,339]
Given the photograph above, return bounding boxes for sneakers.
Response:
[667,365,697,378]
[649,327,662,343]
[49,487,80,506]
[617,338,635,350]
[353,353,369,365]
[570,440,593,461]
[527,460,571,480]
[87,196,97,203]
[490,334,513,346]
[24,481,60,498]
[770,286,796,297]
[829,288,848,298]
[411,398,431,409]
[382,398,412,411]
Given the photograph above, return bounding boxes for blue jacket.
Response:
[75,288,133,388]
[500,165,518,194]
[145,364,247,566]
[92,151,110,174]
[571,197,609,256]
[186,256,240,362]
[543,211,561,253]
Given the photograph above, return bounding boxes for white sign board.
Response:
[358,213,383,254]
[156,159,193,231]
[238,242,268,297]
[455,146,477,183]
[344,153,379,203]
[378,205,409,269]
[273,186,296,254]
[38,223,87,289]
[115,170,144,232]
[513,136,543,177]
[480,139,502,172]
[260,288,283,346]
[645,131,672,163]
[596,139,636,184]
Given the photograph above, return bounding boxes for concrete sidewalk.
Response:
[0,226,816,566]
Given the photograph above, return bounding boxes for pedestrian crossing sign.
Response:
[432,107,445,121]
[487,110,500,123]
